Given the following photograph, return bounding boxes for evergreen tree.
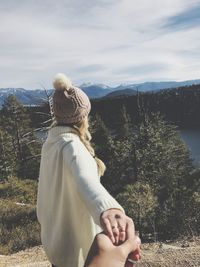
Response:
[132,113,193,196]
[0,129,11,181]
[91,110,195,238]
[90,113,114,164]
[117,182,158,238]
[180,168,200,235]
[130,113,194,238]
[114,105,133,140]
[1,95,41,179]
[104,106,137,194]
[90,113,121,193]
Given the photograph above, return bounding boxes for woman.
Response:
[36,73,131,267]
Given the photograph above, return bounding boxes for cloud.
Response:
[114,63,170,75]
[0,0,199,88]
[162,2,200,30]
[75,64,105,73]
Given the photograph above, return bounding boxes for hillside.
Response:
[103,88,137,98]
[90,84,200,128]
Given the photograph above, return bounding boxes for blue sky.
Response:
[0,0,200,89]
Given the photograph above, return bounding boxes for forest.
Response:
[91,83,200,129]
[0,85,200,254]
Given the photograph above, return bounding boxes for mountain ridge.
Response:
[0,79,200,107]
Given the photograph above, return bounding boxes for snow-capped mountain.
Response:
[0,79,200,107]
[79,83,113,98]
[80,82,111,90]
[0,88,54,107]
[114,79,200,92]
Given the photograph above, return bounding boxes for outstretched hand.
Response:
[100,209,128,245]
[84,217,141,267]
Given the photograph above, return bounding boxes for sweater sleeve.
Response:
[63,139,124,226]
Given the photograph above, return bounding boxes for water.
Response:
[35,128,200,166]
[179,128,200,166]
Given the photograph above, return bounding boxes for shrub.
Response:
[0,177,40,254]
[0,176,37,204]
[0,221,41,254]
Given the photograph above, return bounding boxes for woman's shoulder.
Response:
[62,134,90,159]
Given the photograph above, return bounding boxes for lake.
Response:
[179,128,200,166]
[36,128,200,167]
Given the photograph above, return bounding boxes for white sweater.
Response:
[36,126,124,267]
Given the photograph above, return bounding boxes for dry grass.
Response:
[0,239,200,267]
[139,242,200,267]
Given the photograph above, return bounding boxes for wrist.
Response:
[87,255,124,267]
[101,208,124,217]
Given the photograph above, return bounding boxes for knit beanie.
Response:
[52,73,91,124]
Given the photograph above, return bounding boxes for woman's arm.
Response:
[64,139,127,243]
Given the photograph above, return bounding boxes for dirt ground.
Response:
[0,240,200,267]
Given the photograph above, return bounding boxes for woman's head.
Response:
[52,73,91,125]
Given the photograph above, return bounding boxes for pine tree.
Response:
[90,113,114,164]
[129,113,194,238]
[90,113,121,192]
[0,130,10,181]
[1,95,41,179]
[179,168,200,235]
[94,110,194,238]
[117,182,158,238]
[114,105,133,140]
[132,113,193,196]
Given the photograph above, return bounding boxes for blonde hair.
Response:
[52,117,106,177]
[73,118,106,177]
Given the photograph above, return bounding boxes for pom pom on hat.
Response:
[53,73,72,91]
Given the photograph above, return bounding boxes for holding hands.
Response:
[85,214,141,267]
[100,208,128,244]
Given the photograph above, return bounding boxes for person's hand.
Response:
[125,243,141,267]
[84,217,141,267]
[100,208,128,245]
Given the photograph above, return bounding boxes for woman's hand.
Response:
[84,218,141,267]
[100,208,129,245]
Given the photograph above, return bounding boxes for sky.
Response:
[0,0,200,89]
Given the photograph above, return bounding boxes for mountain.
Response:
[103,88,138,98]
[80,83,113,98]
[0,79,200,107]
[113,79,200,92]
[0,88,53,107]
[0,86,112,108]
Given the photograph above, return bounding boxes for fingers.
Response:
[100,211,142,267]
[107,216,120,245]
[119,229,126,244]
[117,218,126,243]
[126,217,135,241]
[101,217,115,243]
[101,211,122,244]
[109,216,120,244]
[112,226,120,244]
[127,241,142,262]
[100,210,130,245]
[120,218,139,253]
[112,213,128,244]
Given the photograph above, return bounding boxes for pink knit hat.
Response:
[52,73,91,124]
